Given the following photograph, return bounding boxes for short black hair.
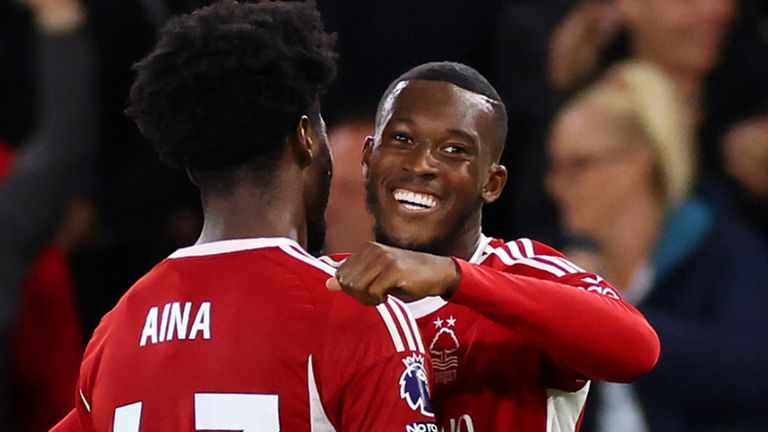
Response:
[127,0,336,180]
[376,62,508,160]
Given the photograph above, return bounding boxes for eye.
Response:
[443,143,468,155]
[386,132,415,149]
[393,133,412,144]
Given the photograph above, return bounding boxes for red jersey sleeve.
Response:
[340,350,436,431]
[450,238,660,384]
[318,296,437,431]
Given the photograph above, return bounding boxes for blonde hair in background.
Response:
[565,61,696,208]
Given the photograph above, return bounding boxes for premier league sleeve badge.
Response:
[399,354,434,417]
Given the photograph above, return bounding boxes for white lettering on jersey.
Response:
[140,301,211,346]
[442,415,475,432]
[407,422,440,432]
[140,307,159,346]
[167,302,193,340]
[189,302,211,340]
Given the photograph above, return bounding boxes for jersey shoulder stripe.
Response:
[376,297,425,353]
[479,238,589,278]
[481,245,569,277]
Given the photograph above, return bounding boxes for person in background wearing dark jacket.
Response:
[0,0,97,427]
[547,61,768,432]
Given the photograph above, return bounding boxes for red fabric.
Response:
[1,140,84,431]
[67,240,436,431]
[414,237,659,430]
[451,238,659,383]
[12,246,83,432]
[326,237,660,430]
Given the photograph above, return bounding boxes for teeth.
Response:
[393,189,437,209]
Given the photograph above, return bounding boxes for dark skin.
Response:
[327,80,507,305]
[193,115,331,248]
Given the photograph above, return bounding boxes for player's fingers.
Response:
[336,244,389,295]
[326,277,342,291]
[366,268,401,305]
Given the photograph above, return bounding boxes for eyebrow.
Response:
[447,128,478,145]
[388,117,415,125]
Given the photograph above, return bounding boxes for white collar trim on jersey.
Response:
[168,237,305,259]
[469,233,493,264]
[406,232,492,319]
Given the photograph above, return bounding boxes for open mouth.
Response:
[392,188,438,211]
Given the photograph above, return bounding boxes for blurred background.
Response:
[0,0,766,430]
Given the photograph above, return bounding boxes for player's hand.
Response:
[548,0,620,91]
[722,115,768,200]
[326,242,461,306]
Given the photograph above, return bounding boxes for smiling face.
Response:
[363,80,507,257]
[546,103,655,238]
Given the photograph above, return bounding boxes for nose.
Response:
[402,144,439,177]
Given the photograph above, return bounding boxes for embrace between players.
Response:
[51,1,660,431]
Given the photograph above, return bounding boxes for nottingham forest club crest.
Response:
[400,354,434,417]
[430,316,460,384]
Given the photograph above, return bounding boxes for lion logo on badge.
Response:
[399,354,434,417]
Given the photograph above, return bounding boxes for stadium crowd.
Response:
[0,0,766,430]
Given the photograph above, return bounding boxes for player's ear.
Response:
[361,135,374,178]
[292,115,313,168]
[481,163,507,204]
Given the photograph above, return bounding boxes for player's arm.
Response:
[325,297,438,431]
[449,256,659,383]
[327,241,659,383]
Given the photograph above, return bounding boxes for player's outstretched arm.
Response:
[449,258,659,383]
[327,240,659,383]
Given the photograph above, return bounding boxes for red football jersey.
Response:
[325,235,659,432]
[51,238,437,432]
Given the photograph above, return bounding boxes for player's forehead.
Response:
[376,80,497,142]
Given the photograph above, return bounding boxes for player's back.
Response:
[71,238,436,431]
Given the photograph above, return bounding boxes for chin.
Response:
[374,223,442,255]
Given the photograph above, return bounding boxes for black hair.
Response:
[376,61,508,160]
[127,0,336,185]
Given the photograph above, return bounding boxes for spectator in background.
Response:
[492,0,768,244]
[0,0,97,428]
[607,0,768,244]
[547,61,768,432]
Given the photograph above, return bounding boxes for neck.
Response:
[195,165,308,248]
[593,196,665,290]
[442,213,483,261]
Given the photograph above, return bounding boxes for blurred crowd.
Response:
[1,0,766,430]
